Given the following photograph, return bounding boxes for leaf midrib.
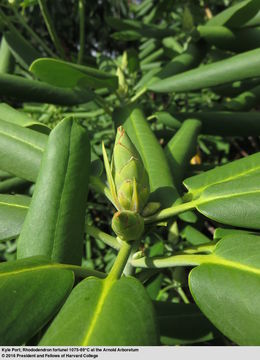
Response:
[0,201,29,210]
[0,128,44,153]
[195,188,260,207]
[187,165,260,199]
[82,279,115,345]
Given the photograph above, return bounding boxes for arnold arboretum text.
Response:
[2,0,260,347]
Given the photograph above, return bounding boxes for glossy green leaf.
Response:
[0,119,47,181]
[182,225,211,246]
[206,0,260,28]
[0,256,74,345]
[183,152,260,229]
[30,58,118,90]
[40,276,158,346]
[152,111,182,130]
[0,36,15,74]
[154,301,216,345]
[0,103,50,134]
[4,30,40,69]
[175,111,260,136]
[0,74,94,105]
[149,49,260,93]
[196,25,260,53]
[189,234,260,345]
[165,119,201,190]
[136,41,206,90]
[0,194,29,241]
[113,106,179,208]
[17,118,91,265]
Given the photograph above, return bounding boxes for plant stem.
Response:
[108,241,132,280]
[87,225,120,250]
[131,253,209,269]
[77,0,85,64]
[123,240,140,276]
[130,86,147,103]
[144,200,196,224]
[38,0,66,59]
[11,6,56,57]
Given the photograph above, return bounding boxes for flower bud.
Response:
[112,126,150,212]
[112,210,144,242]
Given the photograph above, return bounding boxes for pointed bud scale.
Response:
[112,210,144,242]
[112,126,150,212]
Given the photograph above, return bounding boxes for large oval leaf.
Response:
[17,118,91,265]
[148,49,260,93]
[30,58,118,90]
[183,152,260,229]
[0,119,47,182]
[40,276,158,346]
[0,103,50,134]
[0,256,74,345]
[206,0,260,28]
[0,74,94,105]
[165,119,201,190]
[175,111,260,136]
[189,234,260,345]
[0,194,30,241]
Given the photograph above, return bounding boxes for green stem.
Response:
[131,253,209,269]
[77,0,85,64]
[108,241,132,280]
[177,287,190,304]
[11,6,56,58]
[123,240,140,276]
[87,225,120,251]
[130,86,147,103]
[144,200,196,224]
[182,242,216,255]
[38,0,66,59]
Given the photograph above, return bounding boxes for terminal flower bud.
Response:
[112,126,150,212]
[112,210,144,242]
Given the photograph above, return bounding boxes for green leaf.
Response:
[30,58,118,90]
[206,0,260,28]
[183,152,260,229]
[136,41,207,90]
[0,103,50,134]
[0,118,47,181]
[195,25,260,53]
[0,194,30,241]
[17,118,91,265]
[154,301,216,345]
[0,256,74,345]
[0,36,15,74]
[175,111,260,136]
[149,49,260,93]
[0,74,94,105]
[165,119,201,191]
[4,30,41,69]
[40,276,158,346]
[189,234,260,345]
[113,106,179,208]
